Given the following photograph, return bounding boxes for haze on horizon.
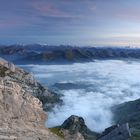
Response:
[1,0,140,47]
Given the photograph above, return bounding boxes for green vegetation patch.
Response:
[49,126,64,139]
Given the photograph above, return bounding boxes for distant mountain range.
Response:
[1,44,140,64]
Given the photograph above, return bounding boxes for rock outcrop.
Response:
[0,82,61,140]
[0,58,61,140]
[0,57,61,111]
[50,115,98,140]
[97,123,131,140]
[0,57,45,96]
[61,115,98,140]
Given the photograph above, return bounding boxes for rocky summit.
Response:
[61,115,98,140]
[49,115,98,140]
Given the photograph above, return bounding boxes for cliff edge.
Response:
[0,58,61,140]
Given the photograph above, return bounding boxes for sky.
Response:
[1,0,140,46]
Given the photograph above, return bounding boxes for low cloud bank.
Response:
[20,59,140,132]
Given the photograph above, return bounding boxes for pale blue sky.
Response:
[1,0,140,46]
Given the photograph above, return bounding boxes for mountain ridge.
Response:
[1,45,140,64]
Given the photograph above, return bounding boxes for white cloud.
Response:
[20,59,140,132]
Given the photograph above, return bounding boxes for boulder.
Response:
[53,115,98,140]
[97,123,131,140]
[61,115,88,134]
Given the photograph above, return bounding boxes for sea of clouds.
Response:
[20,59,140,132]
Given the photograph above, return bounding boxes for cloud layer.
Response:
[20,59,140,132]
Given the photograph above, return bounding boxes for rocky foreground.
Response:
[0,57,133,140]
[0,58,61,139]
